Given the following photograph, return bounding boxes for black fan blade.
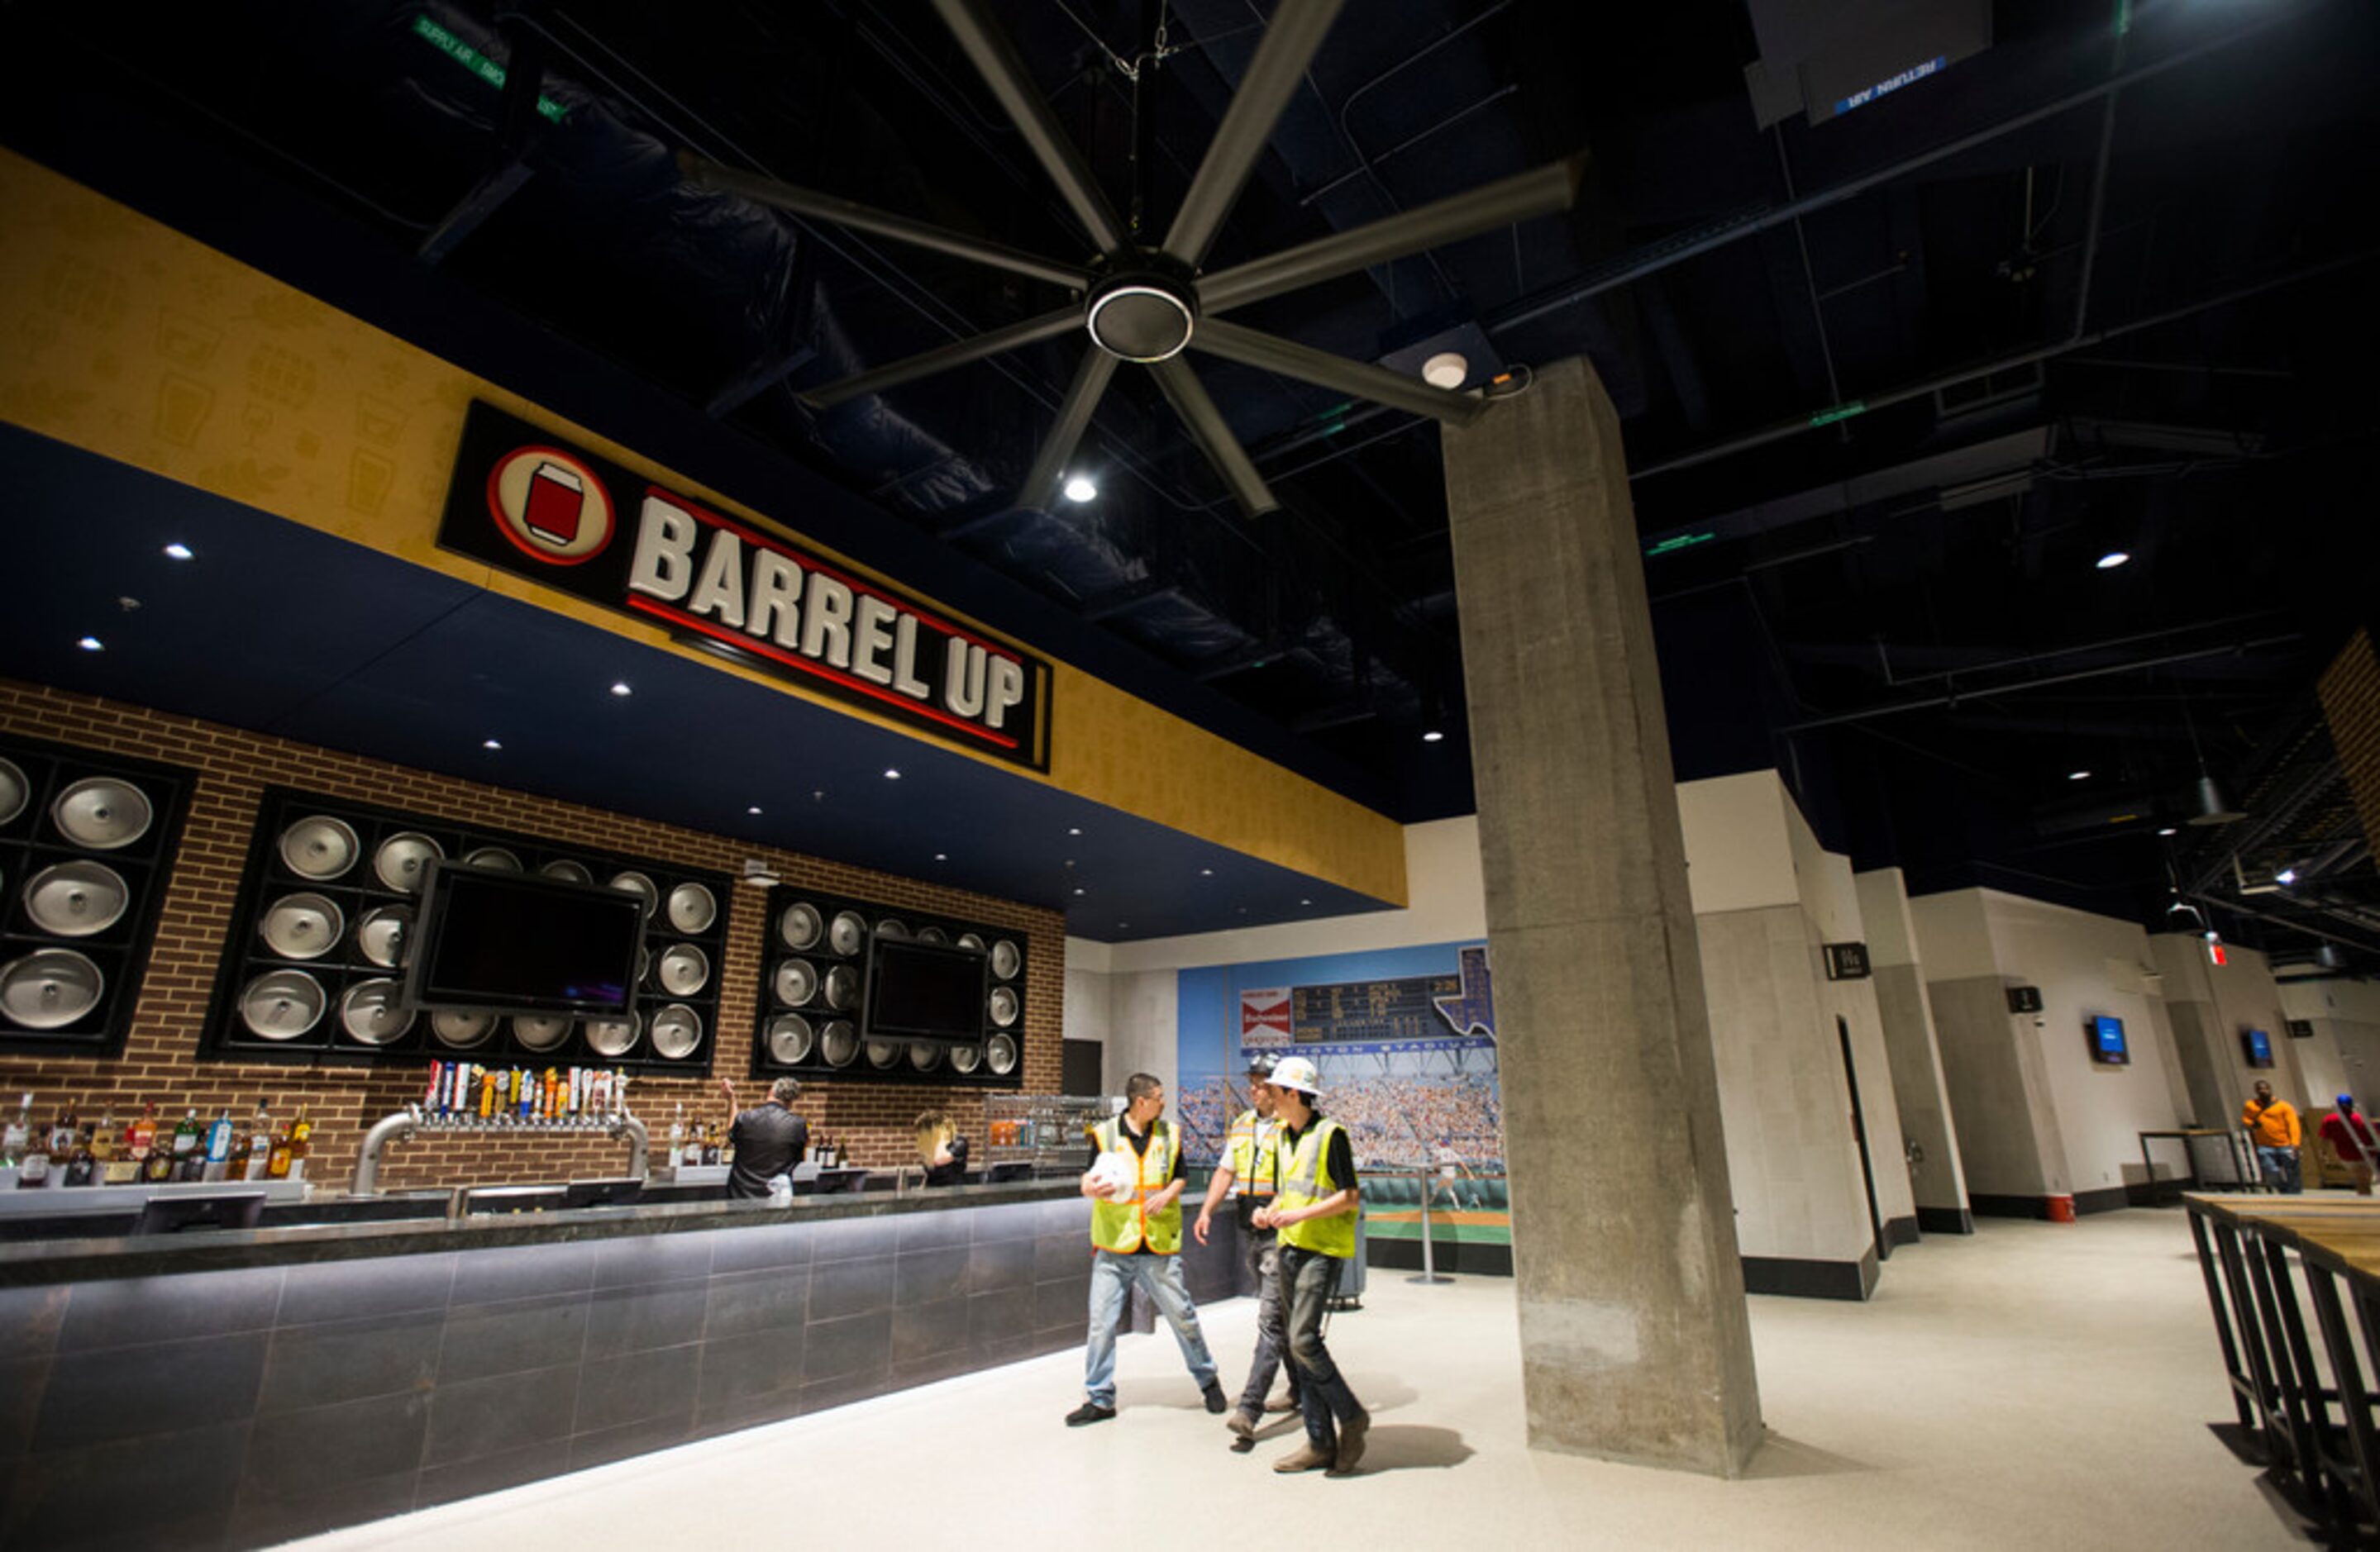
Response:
[680,156,1089,291]
[1149,358,1278,517]
[1191,319,1486,426]
[1018,350,1121,509]
[1199,154,1586,313]
[1162,0,1347,267]
[804,307,1081,410]
[931,0,1125,253]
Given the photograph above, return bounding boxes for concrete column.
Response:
[1855,868,1972,1233]
[1442,355,1762,1476]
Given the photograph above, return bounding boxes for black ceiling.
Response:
[2,0,2375,963]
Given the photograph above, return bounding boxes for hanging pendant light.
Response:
[2188,774,2245,826]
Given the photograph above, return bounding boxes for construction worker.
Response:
[1066,1073,1226,1426]
[1253,1055,1371,1477]
[1195,1052,1300,1443]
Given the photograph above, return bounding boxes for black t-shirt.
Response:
[1277,1112,1358,1196]
[923,1135,971,1188]
[726,1103,809,1199]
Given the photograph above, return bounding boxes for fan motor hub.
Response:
[1085,269,1198,363]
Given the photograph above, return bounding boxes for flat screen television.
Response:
[2090,1015,2130,1065]
[2243,1027,2276,1069]
[402,862,642,1018]
[862,936,988,1043]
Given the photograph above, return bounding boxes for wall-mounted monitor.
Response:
[863,936,989,1044]
[2090,1015,2130,1065]
[2242,1028,2276,1069]
[402,862,642,1018]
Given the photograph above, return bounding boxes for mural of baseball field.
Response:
[1176,942,1511,1252]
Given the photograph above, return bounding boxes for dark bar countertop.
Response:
[0,1179,1083,1287]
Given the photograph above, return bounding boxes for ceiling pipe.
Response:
[1775,632,2304,732]
[1629,248,2378,480]
[1486,0,2322,339]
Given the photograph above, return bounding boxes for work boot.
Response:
[1272,1440,1333,1473]
[1225,1408,1258,1440]
[1328,1409,1371,1476]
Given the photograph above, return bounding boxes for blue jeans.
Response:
[1083,1249,1219,1407]
[1281,1243,1365,1447]
[2258,1144,2303,1194]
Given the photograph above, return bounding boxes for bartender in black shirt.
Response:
[718,1076,808,1199]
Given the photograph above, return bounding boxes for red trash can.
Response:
[2045,1193,2077,1223]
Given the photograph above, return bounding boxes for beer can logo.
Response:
[485,445,613,565]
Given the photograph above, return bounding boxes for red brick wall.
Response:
[0,677,1063,1189]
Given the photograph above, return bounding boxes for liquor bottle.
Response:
[204,1107,235,1183]
[266,1116,294,1180]
[172,1108,202,1173]
[245,1099,273,1181]
[700,1125,720,1168]
[668,1104,685,1162]
[98,1110,140,1186]
[64,1123,97,1187]
[126,1102,157,1171]
[142,1130,174,1183]
[49,1107,76,1159]
[2,1092,29,1166]
[287,1107,312,1180]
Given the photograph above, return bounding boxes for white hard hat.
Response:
[1270,1055,1320,1094]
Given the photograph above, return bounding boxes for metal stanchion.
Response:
[1409,1169,1452,1285]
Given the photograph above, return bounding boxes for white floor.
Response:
[295,1209,2304,1550]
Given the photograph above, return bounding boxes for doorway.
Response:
[1839,1015,1886,1263]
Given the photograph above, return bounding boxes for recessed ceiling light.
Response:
[76,636,103,652]
[1062,474,1098,503]
[1422,729,1445,743]
[1073,887,1085,896]
[2096,551,2130,570]
[2068,770,2091,781]
[884,768,901,780]
[1200,868,1214,877]
[2277,868,2298,885]
[1421,350,1470,389]
[609,681,632,697]
[746,805,763,815]
[1117,921,1129,929]
[1300,898,1312,906]
[934,852,947,861]
[1067,826,1082,836]
[2158,826,2177,836]
[481,738,502,750]
[163,543,194,560]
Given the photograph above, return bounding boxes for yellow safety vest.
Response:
[1224,1108,1283,1199]
[1275,1116,1357,1259]
[1090,1116,1181,1254]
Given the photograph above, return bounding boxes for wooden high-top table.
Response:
[2187,1194,2380,1534]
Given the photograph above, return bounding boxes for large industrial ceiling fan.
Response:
[682,0,1582,517]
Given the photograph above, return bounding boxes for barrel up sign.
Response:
[439,402,1051,769]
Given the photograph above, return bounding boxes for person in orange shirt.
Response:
[2242,1079,2302,1194]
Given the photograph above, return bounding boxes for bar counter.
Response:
[0,1181,1095,1550]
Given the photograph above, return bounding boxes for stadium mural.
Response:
[1177,941,1510,1252]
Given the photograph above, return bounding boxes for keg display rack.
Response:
[201,787,732,1074]
[751,883,1027,1088]
[0,732,196,1057]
